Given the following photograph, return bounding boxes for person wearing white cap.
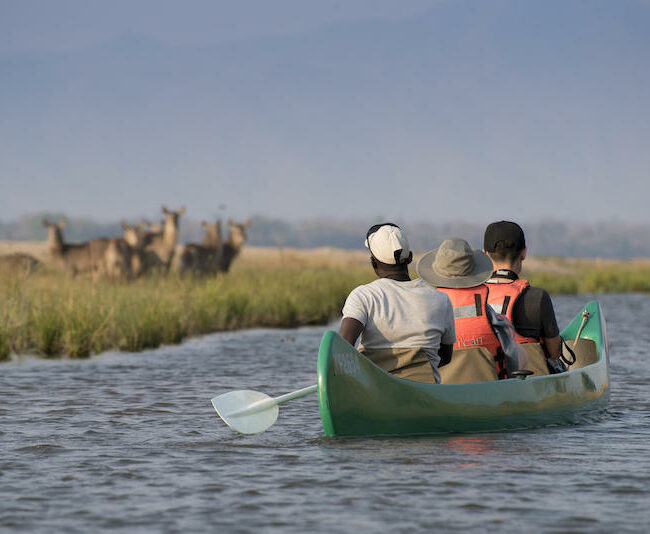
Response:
[416,237,527,383]
[338,223,456,383]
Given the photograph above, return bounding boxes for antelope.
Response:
[42,219,132,281]
[100,238,133,280]
[121,221,148,277]
[43,218,94,276]
[139,219,163,234]
[219,219,251,273]
[149,220,164,234]
[179,220,222,276]
[0,253,41,276]
[140,206,185,274]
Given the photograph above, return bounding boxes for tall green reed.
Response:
[0,266,372,358]
[4,259,646,359]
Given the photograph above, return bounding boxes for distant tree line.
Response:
[2,213,649,259]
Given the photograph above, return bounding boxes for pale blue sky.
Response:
[0,1,439,55]
[1,1,649,224]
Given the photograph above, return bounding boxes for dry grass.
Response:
[2,240,650,360]
[0,241,49,262]
[238,246,369,268]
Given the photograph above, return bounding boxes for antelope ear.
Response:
[162,205,169,214]
[42,218,50,227]
[178,206,186,215]
[201,220,208,229]
[59,219,68,229]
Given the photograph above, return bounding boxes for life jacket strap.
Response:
[501,295,511,314]
[452,294,484,319]
[474,293,482,316]
[488,296,511,315]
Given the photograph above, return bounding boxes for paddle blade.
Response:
[211,390,279,434]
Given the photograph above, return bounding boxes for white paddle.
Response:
[211,384,317,434]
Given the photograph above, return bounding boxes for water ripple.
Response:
[1,297,649,533]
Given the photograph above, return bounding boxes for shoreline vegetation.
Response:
[2,242,650,360]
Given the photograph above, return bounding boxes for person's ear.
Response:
[370,257,378,270]
[520,248,527,261]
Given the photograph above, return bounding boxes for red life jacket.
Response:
[485,279,539,344]
[438,285,507,378]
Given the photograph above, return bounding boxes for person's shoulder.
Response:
[348,280,373,293]
[368,277,423,290]
[411,278,451,300]
[347,278,385,297]
[522,283,551,300]
[520,282,555,313]
[409,277,439,292]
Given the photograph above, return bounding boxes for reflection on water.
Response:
[1,294,650,532]
[445,436,497,455]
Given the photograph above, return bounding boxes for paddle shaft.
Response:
[227,384,317,417]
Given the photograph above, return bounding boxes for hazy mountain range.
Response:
[2,0,649,223]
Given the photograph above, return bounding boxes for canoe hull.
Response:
[318,301,609,437]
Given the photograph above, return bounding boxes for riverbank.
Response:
[524,257,650,294]
[0,266,371,360]
[2,243,650,359]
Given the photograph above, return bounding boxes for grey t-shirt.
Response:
[342,277,456,361]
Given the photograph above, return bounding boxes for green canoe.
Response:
[317,301,609,437]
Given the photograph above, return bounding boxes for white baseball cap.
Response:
[365,223,412,265]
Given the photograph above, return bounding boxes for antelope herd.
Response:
[29,205,251,281]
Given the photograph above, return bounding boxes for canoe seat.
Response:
[360,347,437,383]
[523,340,599,374]
[563,338,599,369]
[439,339,599,384]
[521,343,550,377]
[439,347,499,384]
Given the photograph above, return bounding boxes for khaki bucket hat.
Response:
[416,237,494,288]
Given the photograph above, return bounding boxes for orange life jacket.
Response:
[438,285,507,378]
[485,279,539,344]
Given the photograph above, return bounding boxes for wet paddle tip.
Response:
[211,390,279,435]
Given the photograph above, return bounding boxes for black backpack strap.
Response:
[494,349,508,380]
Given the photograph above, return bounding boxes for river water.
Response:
[2,293,650,533]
